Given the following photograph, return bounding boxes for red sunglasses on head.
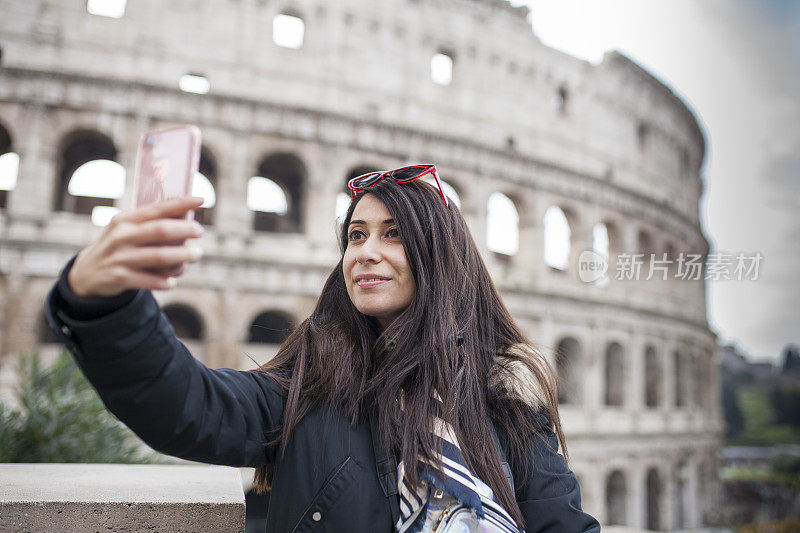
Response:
[347,164,449,206]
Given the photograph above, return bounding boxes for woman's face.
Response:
[343,194,416,330]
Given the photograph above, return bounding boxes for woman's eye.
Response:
[348,229,365,241]
[386,228,400,239]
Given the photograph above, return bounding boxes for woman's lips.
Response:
[356,278,390,288]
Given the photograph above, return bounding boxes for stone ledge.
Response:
[0,463,245,533]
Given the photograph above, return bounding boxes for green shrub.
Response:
[770,453,800,476]
[770,385,800,427]
[723,379,745,437]
[0,350,149,463]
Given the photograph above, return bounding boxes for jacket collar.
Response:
[488,343,546,411]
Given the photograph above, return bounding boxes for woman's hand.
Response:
[67,196,205,298]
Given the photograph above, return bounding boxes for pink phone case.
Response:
[133,125,201,220]
[132,125,202,278]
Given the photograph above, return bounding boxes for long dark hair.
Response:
[254,179,566,527]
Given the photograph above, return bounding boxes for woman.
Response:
[46,165,601,532]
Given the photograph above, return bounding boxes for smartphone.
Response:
[133,125,201,218]
[132,125,202,278]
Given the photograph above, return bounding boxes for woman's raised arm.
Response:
[45,197,286,468]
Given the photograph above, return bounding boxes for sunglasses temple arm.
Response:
[431,170,450,206]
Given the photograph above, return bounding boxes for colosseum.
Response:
[0,0,721,529]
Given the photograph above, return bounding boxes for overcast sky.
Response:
[512,0,800,363]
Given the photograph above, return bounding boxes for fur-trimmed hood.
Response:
[488,343,548,412]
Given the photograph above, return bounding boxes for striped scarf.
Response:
[395,415,520,533]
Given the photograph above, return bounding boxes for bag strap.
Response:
[368,408,401,526]
[368,408,513,525]
[488,418,515,493]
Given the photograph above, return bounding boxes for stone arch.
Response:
[251,152,307,232]
[590,222,611,286]
[249,176,288,219]
[637,121,650,150]
[193,144,218,226]
[554,84,569,114]
[697,459,709,524]
[664,241,677,277]
[644,345,662,408]
[162,303,204,340]
[673,349,682,407]
[638,229,652,250]
[0,121,11,153]
[604,341,625,406]
[646,467,663,530]
[602,219,621,256]
[674,349,688,408]
[496,188,525,215]
[431,49,455,86]
[675,459,689,528]
[562,205,580,255]
[555,336,583,405]
[0,120,14,209]
[273,10,306,50]
[55,129,122,215]
[647,235,671,280]
[693,352,705,408]
[592,222,610,257]
[544,205,575,271]
[638,229,654,268]
[248,310,295,344]
[601,219,622,281]
[605,469,627,525]
[486,191,519,257]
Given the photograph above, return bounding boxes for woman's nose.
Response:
[357,236,382,264]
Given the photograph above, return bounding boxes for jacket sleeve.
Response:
[516,415,601,532]
[44,257,286,468]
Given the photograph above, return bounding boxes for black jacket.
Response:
[45,259,601,532]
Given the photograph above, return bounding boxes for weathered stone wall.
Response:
[0,463,245,533]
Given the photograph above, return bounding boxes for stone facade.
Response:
[0,0,720,529]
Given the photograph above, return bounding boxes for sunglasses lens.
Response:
[351,172,382,189]
[390,165,428,181]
